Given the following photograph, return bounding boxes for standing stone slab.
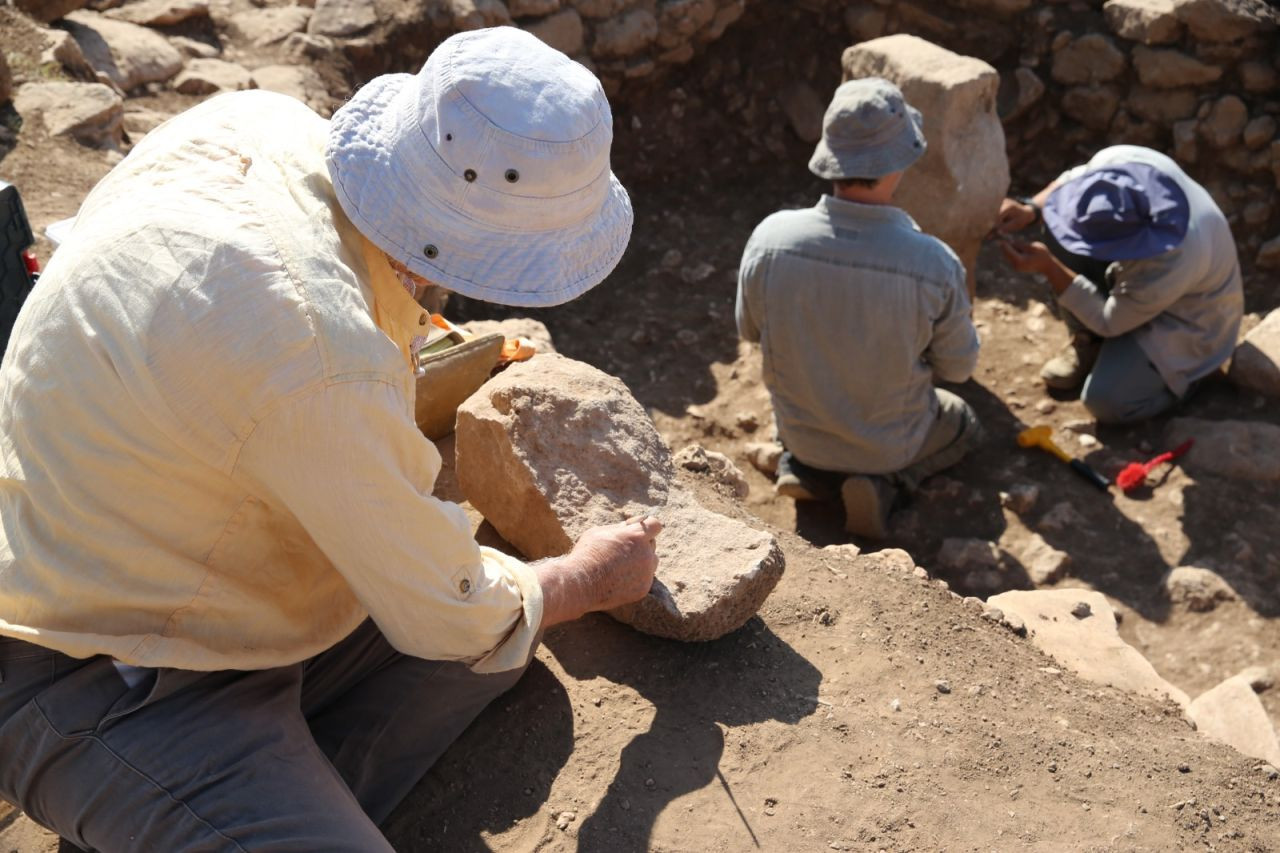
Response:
[1228,308,1280,398]
[841,35,1009,296]
[14,81,123,147]
[455,353,785,642]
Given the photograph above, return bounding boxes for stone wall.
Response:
[346,0,1279,266]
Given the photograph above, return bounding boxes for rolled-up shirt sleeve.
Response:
[1056,248,1191,339]
[234,377,542,674]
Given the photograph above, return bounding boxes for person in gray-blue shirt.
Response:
[736,78,982,539]
[996,145,1242,424]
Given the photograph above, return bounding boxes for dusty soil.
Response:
[2,3,1279,851]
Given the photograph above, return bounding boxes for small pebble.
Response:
[890,698,901,712]
[1071,601,1092,619]
[1035,399,1056,415]
[621,798,631,811]
[1077,434,1098,448]
[1178,763,1191,773]
[935,680,952,694]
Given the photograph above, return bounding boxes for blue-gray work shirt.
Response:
[736,195,979,475]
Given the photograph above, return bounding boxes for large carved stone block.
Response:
[455,353,784,642]
[842,34,1010,296]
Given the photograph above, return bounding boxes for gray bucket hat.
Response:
[808,77,926,181]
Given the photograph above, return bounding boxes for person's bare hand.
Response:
[996,197,1037,233]
[999,238,1055,275]
[536,517,662,627]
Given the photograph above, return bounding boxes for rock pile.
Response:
[455,353,785,642]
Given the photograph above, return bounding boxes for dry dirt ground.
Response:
[2,4,1279,852]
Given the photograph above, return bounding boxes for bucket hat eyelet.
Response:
[423,244,439,259]
[464,169,477,182]
[505,169,520,183]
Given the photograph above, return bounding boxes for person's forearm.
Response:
[1040,254,1077,295]
[534,557,590,629]
[1031,179,1058,209]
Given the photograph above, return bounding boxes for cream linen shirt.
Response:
[0,91,542,674]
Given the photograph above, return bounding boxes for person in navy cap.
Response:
[996,145,1243,424]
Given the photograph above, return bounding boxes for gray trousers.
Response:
[0,620,534,852]
[1081,333,1179,424]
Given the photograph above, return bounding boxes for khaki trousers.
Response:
[0,620,534,852]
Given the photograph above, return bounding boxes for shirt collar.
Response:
[817,194,920,232]
[358,234,432,373]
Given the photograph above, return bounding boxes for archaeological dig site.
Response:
[1,0,1278,850]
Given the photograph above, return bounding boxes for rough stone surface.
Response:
[524,8,585,55]
[1200,94,1248,148]
[1239,60,1279,94]
[673,444,749,499]
[1062,85,1121,130]
[988,589,1189,706]
[168,34,220,58]
[1000,482,1039,515]
[744,441,782,476]
[999,67,1044,122]
[844,4,886,42]
[1242,115,1276,150]
[1166,417,1280,480]
[307,0,376,37]
[14,80,123,147]
[1010,532,1071,585]
[249,64,328,114]
[461,318,556,354]
[104,0,207,26]
[39,27,93,75]
[1228,308,1280,396]
[0,50,11,106]
[592,9,658,58]
[1126,86,1198,125]
[777,81,823,143]
[1037,501,1089,534]
[1163,565,1237,611]
[446,0,514,30]
[1258,236,1280,269]
[455,353,785,642]
[172,58,254,94]
[509,0,560,16]
[842,35,1009,291]
[1188,676,1280,766]
[1131,46,1222,88]
[224,6,313,47]
[937,538,1003,574]
[1173,0,1277,42]
[1051,34,1127,85]
[14,0,87,23]
[63,10,184,91]
[1104,0,1183,44]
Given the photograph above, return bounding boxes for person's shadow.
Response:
[544,614,822,852]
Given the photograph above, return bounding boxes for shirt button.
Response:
[459,578,471,595]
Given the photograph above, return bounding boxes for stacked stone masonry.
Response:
[6,0,1279,260]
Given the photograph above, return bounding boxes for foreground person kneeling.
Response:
[0,28,659,851]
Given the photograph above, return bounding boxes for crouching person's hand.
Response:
[535,517,662,628]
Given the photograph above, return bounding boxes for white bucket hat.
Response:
[325,27,633,308]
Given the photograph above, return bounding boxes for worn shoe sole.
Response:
[775,474,818,501]
[841,476,892,539]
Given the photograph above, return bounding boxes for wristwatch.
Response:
[1015,195,1042,226]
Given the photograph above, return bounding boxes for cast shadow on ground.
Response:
[545,614,822,852]
[382,659,574,852]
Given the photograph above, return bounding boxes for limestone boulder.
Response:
[1103,0,1183,44]
[455,353,784,642]
[1228,308,1280,397]
[104,0,208,26]
[988,589,1189,706]
[63,10,184,91]
[461,318,556,354]
[14,0,87,23]
[524,8,585,56]
[1200,94,1248,148]
[172,58,253,94]
[250,64,328,114]
[1163,565,1237,611]
[1131,46,1222,88]
[14,81,123,147]
[446,0,513,30]
[1173,0,1277,42]
[1007,531,1070,585]
[592,9,658,58]
[40,27,94,76]
[842,35,1009,294]
[1188,675,1280,766]
[223,7,313,47]
[307,0,376,37]
[1165,417,1280,480]
[1051,34,1127,85]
